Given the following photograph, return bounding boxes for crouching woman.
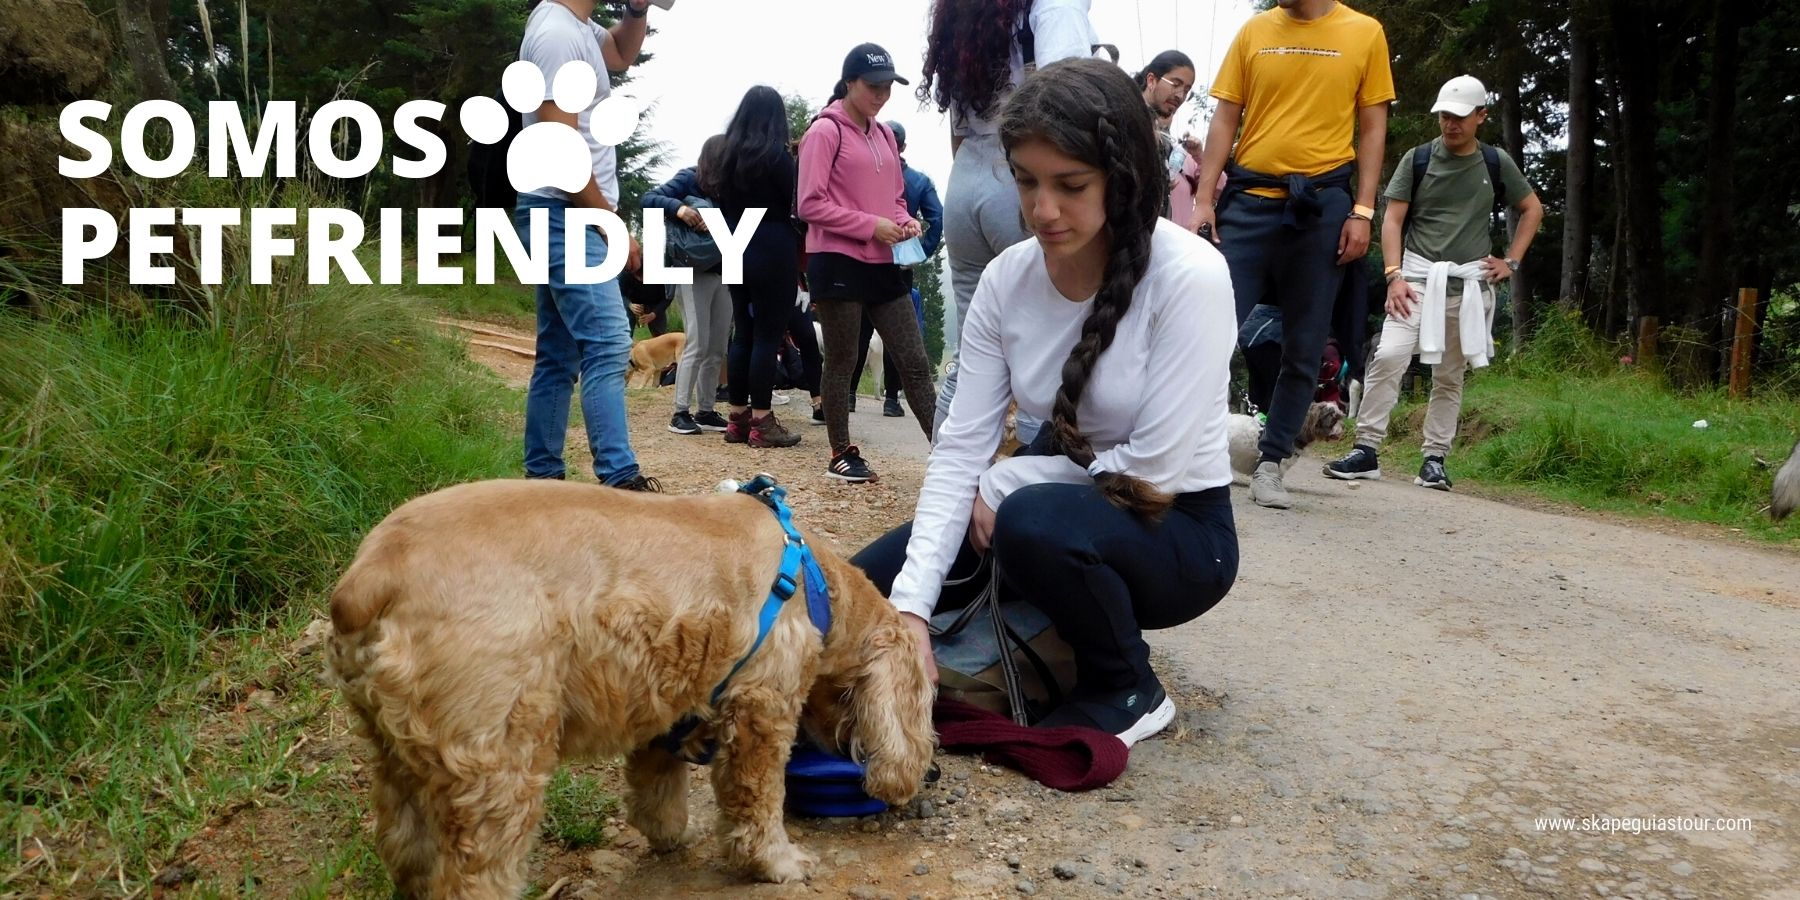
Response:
[853,58,1239,747]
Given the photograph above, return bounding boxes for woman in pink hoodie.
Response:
[798,43,941,484]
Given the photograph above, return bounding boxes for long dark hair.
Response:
[705,86,791,207]
[917,0,1035,120]
[695,133,727,189]
[1000,58,1171,519]
[1136,50,1195,87]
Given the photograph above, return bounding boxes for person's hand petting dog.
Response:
[900,612,937,684]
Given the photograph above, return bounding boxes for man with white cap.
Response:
[1324,74,1543,490]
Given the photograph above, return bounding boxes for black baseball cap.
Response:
[842,42,910,86]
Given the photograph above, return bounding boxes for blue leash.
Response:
[653,474,831,764]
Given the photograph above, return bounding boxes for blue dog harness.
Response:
[653,475,831,764]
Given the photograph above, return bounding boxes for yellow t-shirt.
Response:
[1210,3,1395,192]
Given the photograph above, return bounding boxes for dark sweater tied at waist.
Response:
[1221,161,1354,230]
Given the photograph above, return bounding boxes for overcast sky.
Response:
[624,0,1257,192]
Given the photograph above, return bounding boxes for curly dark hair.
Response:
[1000,58,1172,520]
[916,0,1035,121]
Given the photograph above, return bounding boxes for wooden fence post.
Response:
[1636,316,1660,365]
[1728,287,1760,398]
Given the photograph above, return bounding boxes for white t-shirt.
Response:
[953,0,1104,139]
[887,219,1238,621]
[519,1,618,205]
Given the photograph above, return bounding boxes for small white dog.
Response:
[1773,439,1800,521]
[1228,402,1347,479]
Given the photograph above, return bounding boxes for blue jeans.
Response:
[1217,186,1351,462]
[514,195,641,484]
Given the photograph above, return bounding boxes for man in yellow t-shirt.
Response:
[1191,0,1395,510]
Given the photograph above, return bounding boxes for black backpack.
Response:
[1401,141,1505,238]
[467,89,526,210]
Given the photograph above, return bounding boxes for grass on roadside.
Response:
[1362,313,1800,541]
[0,272,519,885]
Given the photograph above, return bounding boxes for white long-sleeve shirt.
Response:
[887,219,1237,621]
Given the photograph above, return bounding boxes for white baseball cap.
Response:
[1430,75,1489,117]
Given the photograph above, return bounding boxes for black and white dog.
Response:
[1227,402,1347,480]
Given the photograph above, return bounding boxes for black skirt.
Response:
[807,251,908,304]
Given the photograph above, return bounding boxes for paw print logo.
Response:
[459,60,641,195]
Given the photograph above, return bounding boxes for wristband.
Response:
[1385,271,1403,284]
[625,1,648,17]
[1352,204,1376,220]
[1383,264,1401,276]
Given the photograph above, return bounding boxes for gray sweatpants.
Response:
[673,270,731,414]
[936,132,1044,444]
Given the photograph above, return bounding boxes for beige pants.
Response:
[1354,279,1495,458]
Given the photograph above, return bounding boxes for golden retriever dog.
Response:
[326,480,935,896]
[1226,402,1347,480]
[626,332,686,389]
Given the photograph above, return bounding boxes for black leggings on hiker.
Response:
[726,256,800,411]
[852,480,1239,698]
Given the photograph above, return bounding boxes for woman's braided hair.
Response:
[999,57,1174,520]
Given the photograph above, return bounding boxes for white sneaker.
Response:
[1036,682,1176,748]
[1249,461,1293,509]
[1115,694,1176,748]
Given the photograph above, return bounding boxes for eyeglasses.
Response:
[1158,75,1194,96]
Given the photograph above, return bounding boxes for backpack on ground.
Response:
[467,89,525,210]
[929,555,1076,726]
[1401,141,1505,238]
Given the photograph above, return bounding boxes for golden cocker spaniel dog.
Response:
[326,480,935,896]
[626,332,686,389]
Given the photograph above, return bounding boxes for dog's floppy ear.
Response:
[848,612,936,805]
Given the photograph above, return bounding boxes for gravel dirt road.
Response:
[439,323,1800,899]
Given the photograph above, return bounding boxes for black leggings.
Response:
[726,258,799,410]
[852,483,1239,695]
[784,306,823,398]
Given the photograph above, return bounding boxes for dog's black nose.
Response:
[923,762,941,784]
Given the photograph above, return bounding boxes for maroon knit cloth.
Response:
[932,698,1129,792]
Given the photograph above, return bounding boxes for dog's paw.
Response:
[751,842,817,884]
[645,823,702,853]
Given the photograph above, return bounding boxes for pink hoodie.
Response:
[796,101,915,264]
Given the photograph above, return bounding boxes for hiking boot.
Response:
[883,397,904,417]
[1035,677,1176,749]
[616,474,662,492]
[668,411,700,435]
[715,384,730,404]
[1249,461,1293,509]
[1324,445,1382,481]
[1416,456,1453,491]
[748,412,802,448]
[693,410,730,432]
[827,445,876,482]
[811,404,826,425]
[723,408,752,444]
